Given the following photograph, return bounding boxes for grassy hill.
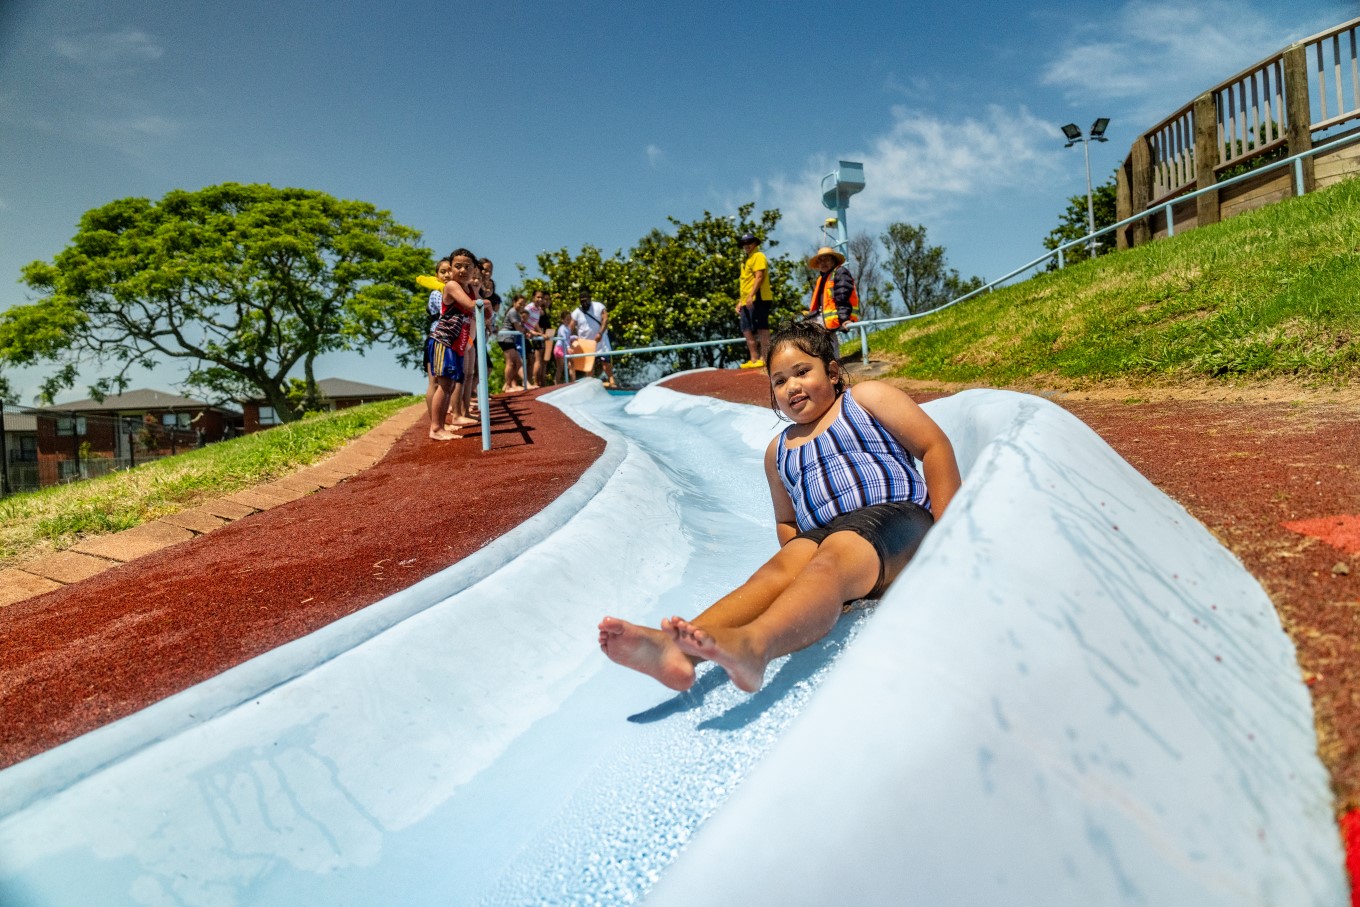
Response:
[869,177,1360,388]
[0,396,417,568]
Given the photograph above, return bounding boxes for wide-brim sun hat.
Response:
[807,246,846,269]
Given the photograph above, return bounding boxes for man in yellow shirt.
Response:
[737,232,773,368]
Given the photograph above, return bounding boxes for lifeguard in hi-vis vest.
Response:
[806,246,859,331]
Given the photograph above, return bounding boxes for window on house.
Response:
[258,406,280,426]
[12,437,37,463]
[56,416,87,436]
[161,412,190,429]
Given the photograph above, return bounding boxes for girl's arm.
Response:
[764,437,801,546]
[849,381,962,519]
[443,280,476,315]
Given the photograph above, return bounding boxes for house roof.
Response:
[36,389,239,415]
[315,378,410,399]
[242,378,412,404]
[1,412,38,432]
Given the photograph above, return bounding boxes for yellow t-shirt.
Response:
[740,250,773,303]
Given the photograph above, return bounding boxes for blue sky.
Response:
[0,0,1347,402]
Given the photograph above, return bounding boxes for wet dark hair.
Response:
[766,320,846,419]
[447,247,477,264]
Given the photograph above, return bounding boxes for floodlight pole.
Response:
[1062,119,1109,258]
[1082,138,1096,256]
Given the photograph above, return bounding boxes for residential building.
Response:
[240,378,411,433]
[32,389,240,487]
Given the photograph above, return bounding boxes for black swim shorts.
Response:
[739,300,772,334]
[795,501,934,598]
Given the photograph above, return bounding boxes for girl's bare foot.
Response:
[598,617,695,691]
[450,416,478,426]
[428,429,459,441]
[670,617,767,693]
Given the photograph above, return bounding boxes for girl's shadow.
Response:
[626,607,872,731]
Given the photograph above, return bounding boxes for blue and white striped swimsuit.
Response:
[776,388,931,532]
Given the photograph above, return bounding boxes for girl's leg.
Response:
[672,531,880,692]
[686,538,820,631]
[446,380,464,423]
[528,346,541,388]
[462,350,477,411]
[599,539,819,690]
[428,378,457,440]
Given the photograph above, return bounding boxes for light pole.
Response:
[1061,118,1109,257]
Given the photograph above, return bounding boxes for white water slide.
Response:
[0,379,1346,905]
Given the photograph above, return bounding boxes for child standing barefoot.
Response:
[427,249,478,441]
[599,321,961,692]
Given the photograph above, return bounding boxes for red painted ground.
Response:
[1285,514,1360,557]
[1,367,1356,897]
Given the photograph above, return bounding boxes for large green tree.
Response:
[3,183,432,419]
[519,203,802,377]
[1043,172,1118,267]
[881,222,983,315]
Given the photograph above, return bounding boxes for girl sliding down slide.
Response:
[600,321,961,693]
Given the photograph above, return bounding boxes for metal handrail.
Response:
[564,126,1360,373]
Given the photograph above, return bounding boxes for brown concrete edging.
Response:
[72,522,196,562]
[0,570,63,607]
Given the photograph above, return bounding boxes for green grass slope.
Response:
[873,177,1360,387]
[1,395,417,568]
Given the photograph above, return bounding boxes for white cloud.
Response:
[53,28,164,68]
[645,144,664,167]
[1042,1,1348,120]
[763,105,1062,240]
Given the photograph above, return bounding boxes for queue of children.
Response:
[424,251,608,441]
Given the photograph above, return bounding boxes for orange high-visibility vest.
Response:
[808,267,860,330]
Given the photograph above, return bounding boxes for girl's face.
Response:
[768,344,839,423]
[436,260,454,283]
[449,255,476,285]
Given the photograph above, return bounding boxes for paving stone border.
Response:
[0,403,424,609]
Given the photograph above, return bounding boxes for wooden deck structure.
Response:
[1117,17,1360,248]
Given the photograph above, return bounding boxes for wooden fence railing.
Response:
[1117,16,1360,247]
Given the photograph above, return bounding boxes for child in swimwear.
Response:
[427,249,478,441]
[599,321,961,692]
[424,256,453,428]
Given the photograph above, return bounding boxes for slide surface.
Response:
[0,382,1344,906]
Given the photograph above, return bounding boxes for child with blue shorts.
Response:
[427,249,478,441]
